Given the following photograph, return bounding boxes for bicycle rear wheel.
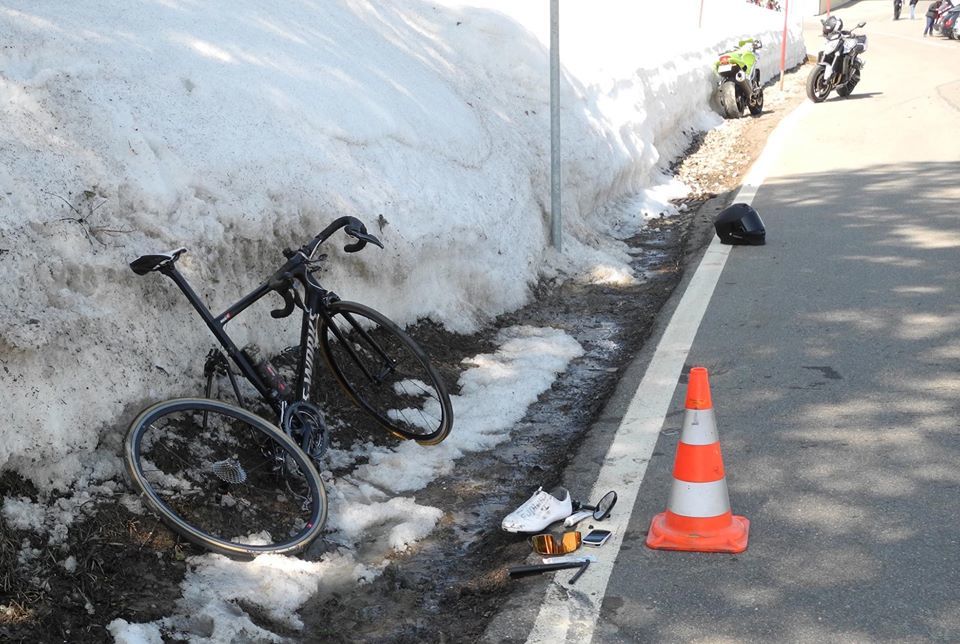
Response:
[319,301,453,444]
[124,398,327,558]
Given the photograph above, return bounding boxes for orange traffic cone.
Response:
[646,366,749,553]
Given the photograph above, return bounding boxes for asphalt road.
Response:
[484,1,960,641]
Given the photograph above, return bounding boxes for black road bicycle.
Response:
[124,216,454,558]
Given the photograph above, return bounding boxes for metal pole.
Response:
[779,0,789,90]
[550,0,561,251]
[698,0,705,28]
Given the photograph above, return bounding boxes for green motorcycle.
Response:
[714,38,764,119]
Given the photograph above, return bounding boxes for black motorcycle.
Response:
[894,0,902,20]
[807,17,867,103]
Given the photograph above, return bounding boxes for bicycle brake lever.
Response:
[343,226,384,253]
[358,230,384,248]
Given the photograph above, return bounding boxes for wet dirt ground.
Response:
[0,66,809,643]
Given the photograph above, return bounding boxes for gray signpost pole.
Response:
[550,0,561,251]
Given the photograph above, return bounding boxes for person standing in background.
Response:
[910,0,921,19]
[924,0,941,34]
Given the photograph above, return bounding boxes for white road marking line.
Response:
[524,100,813,644]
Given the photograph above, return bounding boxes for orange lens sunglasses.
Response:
[531,531,582,555]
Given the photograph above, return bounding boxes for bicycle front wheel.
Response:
[319,301,453,444]
[124,398,327,558]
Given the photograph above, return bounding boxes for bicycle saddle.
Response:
[130,247,187,275]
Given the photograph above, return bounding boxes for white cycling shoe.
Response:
[501,486,572,533]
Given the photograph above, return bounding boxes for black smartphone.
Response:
[582,529,611,547]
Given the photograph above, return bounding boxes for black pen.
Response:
[508,561,586,578]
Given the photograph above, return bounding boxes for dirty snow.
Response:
[111,323,584,639]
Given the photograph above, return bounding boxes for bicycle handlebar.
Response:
[303,216,383,258]
[269,216,383,319]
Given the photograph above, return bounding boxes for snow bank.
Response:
[0,0,804,486]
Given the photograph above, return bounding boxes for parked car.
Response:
[940,5,960,37]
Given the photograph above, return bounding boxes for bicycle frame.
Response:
[158,261,333,422]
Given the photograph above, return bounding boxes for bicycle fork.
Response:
[320,307,398,385]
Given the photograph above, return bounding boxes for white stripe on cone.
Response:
[680,408,719,446]
[666,479,732,518]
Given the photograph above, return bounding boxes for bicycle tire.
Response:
[124,398,327,558]
[318,301,453,445]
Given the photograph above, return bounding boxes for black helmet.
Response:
[714,203,766,245]
[822,15,843,36]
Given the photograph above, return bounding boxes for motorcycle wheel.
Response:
[837,67,861,97]
[894,6,901,19]
[748,87,764,115]
[806,66,831,103]
[719,81,742,119]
